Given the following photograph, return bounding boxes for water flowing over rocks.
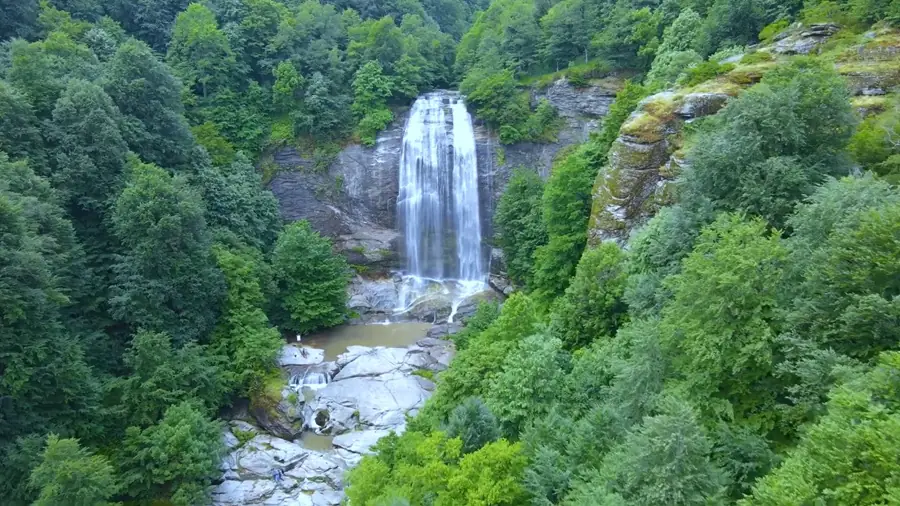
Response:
[214,338,454,505]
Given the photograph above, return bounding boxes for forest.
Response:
[0,0,898,504]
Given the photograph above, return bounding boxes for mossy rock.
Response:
[851,94,894,116]
[838,61,900,95]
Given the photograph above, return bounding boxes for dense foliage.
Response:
[0,3,355,503]
[1,0,899,504]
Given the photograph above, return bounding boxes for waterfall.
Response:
[396,92,486,315]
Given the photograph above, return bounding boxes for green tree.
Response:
[551,243,629,350]
[191,122,236,166]
[103,38,193,170]
[107,0,191,50]
[352,61,394,145]
[743,352,900,505]
[167,3,238,98]
[539,0,599,67]
[7,32,98,118]
[211,246,283,395]
[116,330,228,428]
[270,220,349,334]
[236,0,287,81]
[347,431,462,506]
[110,157,225,345]
[662,214,787,431]
[494,168,548,288]
[0,0,39,40]
[486,334,570,437]
[699,0,766,54]
[599,398,728,505]
[0,80,46,169]
[272,60,304,113]
[531,146,595,302]
[444,398,502,454]
[419,293,541,426]
[29,435,116,506]
[119,401,224,505]
[684,59,856,227]
[439,439,528,506]
[45,79,128,216]
[0,156,100,459]
[192,151,281,250]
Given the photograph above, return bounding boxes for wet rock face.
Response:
[268,111,407,275]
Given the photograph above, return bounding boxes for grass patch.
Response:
[851,95,893,115]
[620,95,678,144]
[412,369,435,381]
[233,427,257,447]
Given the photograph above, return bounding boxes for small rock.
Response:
[426,322,463,339]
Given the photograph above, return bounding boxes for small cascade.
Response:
[395,91,487,317]
[289,367,329,392]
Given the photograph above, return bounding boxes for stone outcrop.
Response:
[303,340,453,435]
[216,338,454,506]
[213,422,347,506]
[771,23,840,55]
[589,90,732,244]
[836,28,900,96]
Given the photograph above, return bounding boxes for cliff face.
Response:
[268,81,619,273]
[268,111,409,273]
[474,78,619,245]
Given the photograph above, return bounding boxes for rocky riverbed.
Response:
[211,336,455,505]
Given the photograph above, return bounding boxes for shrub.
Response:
[740,51,775,64]
[759,20,790,42]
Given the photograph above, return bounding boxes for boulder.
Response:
[250,386,305,440]
[772,23,840,55]
[426,321,464,339]
[347,277,399,315]
[230,434,308,477]
[303,372,429,434]
[489,274,515,296]
[676,93,731,119]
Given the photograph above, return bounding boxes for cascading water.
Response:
[395,92,487,319]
